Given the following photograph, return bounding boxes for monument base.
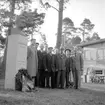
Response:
[5,28,27,90]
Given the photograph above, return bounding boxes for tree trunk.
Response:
[82,28,85,42]
[56,0,64,49]
[82,31,84,42]
[8,0,16,36]
[3,0,16,73]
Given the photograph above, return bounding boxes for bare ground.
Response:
[0,88,105,105]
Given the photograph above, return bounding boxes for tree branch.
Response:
[56,0,60,3]
[39,0,59,12]
[50,5,59,12]
[39,0,45,7]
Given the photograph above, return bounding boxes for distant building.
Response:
[78,39,105,83]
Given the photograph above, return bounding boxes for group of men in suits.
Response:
[27,39,83,90]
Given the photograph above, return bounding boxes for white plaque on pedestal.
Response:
[5,28,27,90]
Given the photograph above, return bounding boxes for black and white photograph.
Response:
[0,0,105,105]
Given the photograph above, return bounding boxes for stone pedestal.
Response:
[5,28,27,90]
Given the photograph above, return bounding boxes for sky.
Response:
[33,0,105,47]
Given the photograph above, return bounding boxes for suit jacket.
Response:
[43,53,53,72]
[56,53,66,71]
[37,50,45,70]
[74,53,83,71]
[52,54,57,72]
[27,45,38,77]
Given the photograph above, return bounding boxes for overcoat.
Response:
[27,45,38,77]
[75,53,83,71]
[73,52,83,88]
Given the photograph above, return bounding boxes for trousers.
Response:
[57,70,66,88]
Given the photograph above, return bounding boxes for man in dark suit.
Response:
[51,49,60,89]
[37,44,46,88]
[51,54,56,88]
[54,48,59,88]
[65,49,73,88]
[43,47,53,88]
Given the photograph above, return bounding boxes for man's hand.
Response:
[45,69,48,71]
[56,69,58,71]
[81,68,83,71]
[52,68,55,72]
